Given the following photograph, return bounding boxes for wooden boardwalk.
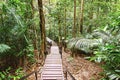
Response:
[41,46,64,80]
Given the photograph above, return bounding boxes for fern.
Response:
[67,38,80,49]
[116,34,120,41]
[92,30,112,43]
[75,39,100,49]
[3,3,27,37]
[0,44,11,53]
[67,38,101,53]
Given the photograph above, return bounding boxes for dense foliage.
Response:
[0,67,23,80]
[0,0,39,77]
[67,7,120,80]
[0,0,120,79]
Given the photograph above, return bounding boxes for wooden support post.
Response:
[65,69,67,80]
[35,71,38,80]
[65,65,68,80]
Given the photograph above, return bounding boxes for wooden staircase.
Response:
[19,39,75,80]
[41,46,64,80]
[19,45,75,80]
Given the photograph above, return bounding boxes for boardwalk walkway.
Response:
[41,46,64,80]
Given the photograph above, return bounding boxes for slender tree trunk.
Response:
[64,4,67,40]
[30,0,39,62]
[49,26,51,38]
[96,2,100,19]
[114,0,117,4]
[80,0,84,34]
[73,0,76,38]
[49,0,50,4]
[1,15,4,27]
[87,0,93,33]
[38,0,46,60]
[58,16,61,45]
[31,0,38,50]
[72,0,77,57]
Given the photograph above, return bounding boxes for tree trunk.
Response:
[80,0,84,34]
[64,4,67,40]
[49,0,50,4]
[87,0,93,33]
[73,0,76,38]
[58,16,61,46]
[38,0,46,60]
[30,0,38,50]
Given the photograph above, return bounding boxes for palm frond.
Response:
[0,44,11,53]
[67,38,101,53]
[116,34,120,40]
[2,3,27,37]
[67,38,80,49]
[92,30,112,42]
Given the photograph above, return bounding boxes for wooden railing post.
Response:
[65,66,67,80]
[65,65,76,80]
[35,71,38,80]
[65,69,67,80]
[67,71,76,80]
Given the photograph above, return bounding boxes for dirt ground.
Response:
[62,49,103,80]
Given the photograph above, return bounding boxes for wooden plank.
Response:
[44,64,62,67]
[42,75,63,77]
[45,62,61,63]
[44,68,62,71]
[41,77,63,80]
[42,73,62,75]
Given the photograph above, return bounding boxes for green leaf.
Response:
[105,44,115,50]
[0,44,11,53]
[115,70,120,73]
[0,72,5,79]
[109,74,117,80]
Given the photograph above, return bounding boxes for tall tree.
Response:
[80,0,84,34]
[64,0,67,39]
[58,16,61,46]
[49,0,50,4]
[38,0,46,60]
[87,0,93,33]
[73,0,76,37]
[30,0,39,62]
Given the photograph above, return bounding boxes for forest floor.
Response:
[62,49,103,80]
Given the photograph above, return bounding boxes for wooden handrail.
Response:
[67,70,76,80]
[19,70,38,80]
[65,69,76,80]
